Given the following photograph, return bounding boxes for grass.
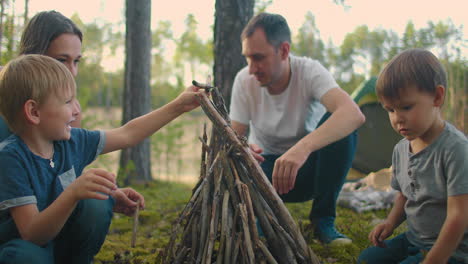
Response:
[94,180,405,264]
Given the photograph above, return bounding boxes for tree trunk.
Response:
[0,0,5,61]
[213,0,254,109]
[23,0,28,25]
[120,0,152,184]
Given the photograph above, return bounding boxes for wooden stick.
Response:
[131,199,140,248]
[196,92,314,261]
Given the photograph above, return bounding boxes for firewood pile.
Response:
[158,83,320,264]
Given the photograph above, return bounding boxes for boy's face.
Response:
[380,85,441,142]
[37,86,77,141]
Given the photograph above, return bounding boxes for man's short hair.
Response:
[376,48,447,99]
[0,54,76,132]
[241,12,291,49]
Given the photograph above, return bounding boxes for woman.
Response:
[0,11,144,264]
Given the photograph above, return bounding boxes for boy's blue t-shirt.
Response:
[0,117,11,142]
[0,128,106,243]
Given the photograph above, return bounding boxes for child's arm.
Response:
[102,85,201,154]
[422,194,468,264]
[369,191,407,247]
[9,168,116,246]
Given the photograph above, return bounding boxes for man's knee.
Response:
[0,239,53,264]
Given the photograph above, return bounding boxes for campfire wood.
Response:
[159,83,320,264]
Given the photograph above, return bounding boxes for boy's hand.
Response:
[174,85,203,113]
[68,168,117,201]
[369,221,394,248]
[111,187,145,216]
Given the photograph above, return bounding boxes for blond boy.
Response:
[0,54,201,263]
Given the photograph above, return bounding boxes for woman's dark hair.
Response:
[19,10,83,55]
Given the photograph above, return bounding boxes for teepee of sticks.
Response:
[158,82,321,264]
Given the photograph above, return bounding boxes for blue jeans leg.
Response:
[358,233,420,264]
[260,112,357,220]
[54,198,114,264]
[0,239,53,264]
[358,233,466,264]
[310,112,357,220]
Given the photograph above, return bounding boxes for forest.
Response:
[0,0,466,263]
[0,0,466,182]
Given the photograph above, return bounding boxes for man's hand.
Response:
[249,143,265,163]
[272,146,309,195]
[111,188,145,216]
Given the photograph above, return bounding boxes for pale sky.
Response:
[16,0,467,71]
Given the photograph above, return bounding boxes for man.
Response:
[230,13,365,245]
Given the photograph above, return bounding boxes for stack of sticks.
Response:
[158,85,320,264]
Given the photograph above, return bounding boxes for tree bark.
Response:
[0,0,5,61]
[23,0,28,25]
[120,0,152,184]
[213,0,254,110]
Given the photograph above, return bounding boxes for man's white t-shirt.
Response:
[230,55,338,155]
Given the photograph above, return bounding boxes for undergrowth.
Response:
[95,180,404,264]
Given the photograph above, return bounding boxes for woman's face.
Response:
[45,33,82,77]
[45,33,83,128]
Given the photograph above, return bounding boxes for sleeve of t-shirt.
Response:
[0,116,11,142]
[0,153,36,211]
[229,70,250,125]
[69,128,106,175]
[445,139,468,196]
[304,59,339,101]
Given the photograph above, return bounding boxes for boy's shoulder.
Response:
[0,134,24,155]
[440,122,467,149]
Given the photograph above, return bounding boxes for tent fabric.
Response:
[351,77,401,174]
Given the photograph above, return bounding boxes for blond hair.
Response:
[0,54,76,132]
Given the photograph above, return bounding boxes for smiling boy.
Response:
[0,54,201,263]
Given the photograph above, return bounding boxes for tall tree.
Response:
[293,12,328,67]
[174,14,212,81]
[23,0,27,25]
[119,0,152,184]
[213,0,254,109]
[0,0,5,61]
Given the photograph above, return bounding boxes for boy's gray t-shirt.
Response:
[391,122,468,261]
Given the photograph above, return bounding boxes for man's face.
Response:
[242,28,285,87]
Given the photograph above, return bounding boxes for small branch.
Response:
[131,200,140,248]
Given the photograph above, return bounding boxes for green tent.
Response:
[351,77,402,174]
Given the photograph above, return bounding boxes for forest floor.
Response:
[94,180,404,264]
[85,107,405,263]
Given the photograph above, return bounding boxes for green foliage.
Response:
[173,14,213,81]
[292,14,466,132]
[95,181,193,263]
[117,160,136,186]
[94,181,404,264]
[254,0,273,13]
[292,12,329,68]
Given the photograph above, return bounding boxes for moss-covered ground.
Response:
[94,180,404,264]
